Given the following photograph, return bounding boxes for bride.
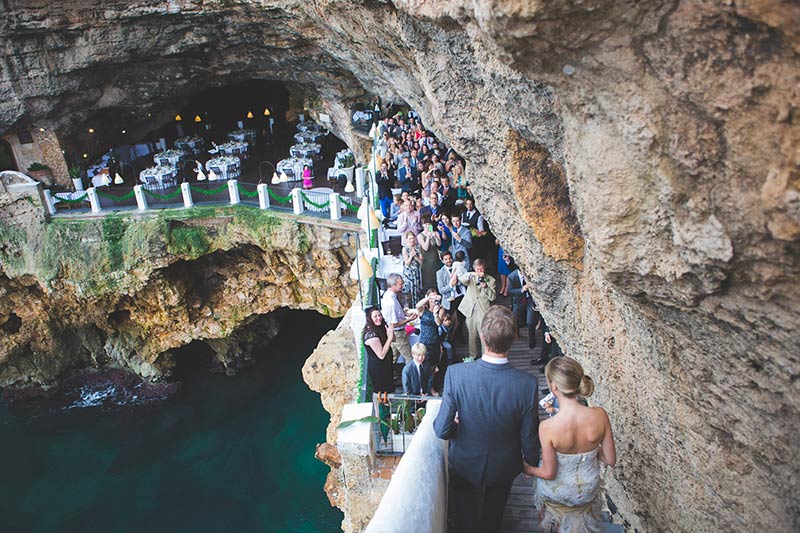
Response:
[524,356,617,533]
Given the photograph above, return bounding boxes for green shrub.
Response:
[27,162,50,172]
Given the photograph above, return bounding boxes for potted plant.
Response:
[337,151,356,191]
[27,162,53,186]
[68,163,85,191]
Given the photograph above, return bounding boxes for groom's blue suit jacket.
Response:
[434,358,540,486]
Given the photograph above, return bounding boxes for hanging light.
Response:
[121,129,127,134]
[82,153,88,158]
[344,177,355,193]
[279,171,289,182]
[357,197,369,220]
[38,127,45,132]
[368,123,376,138]
[88,128,95,134]
[196,168,207,181]
[246,111,254,119]
[263,108,271,116]
[271,171,280,185]
[194,115,202,122]
[360,209,381,234]
[349,250,374,281]
[175,114,182,122]
[114,173,124,184]
[208,169,219,181]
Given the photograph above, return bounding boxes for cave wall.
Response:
[0,1,798,531]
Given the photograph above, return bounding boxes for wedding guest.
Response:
[402,343,432,395]
[418,213,442,288]
[363,307,394,394]
[415,288,444,376]
[449,214,473,267]
[380,273,416,363]
[458,258,497,359]
[302,165,313,190]
[375,161,395,217]
[402,231,423,305]
[397,199,421,236]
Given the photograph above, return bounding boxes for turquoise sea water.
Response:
[0,310,343,532]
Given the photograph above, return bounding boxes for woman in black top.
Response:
[363,306,395,393]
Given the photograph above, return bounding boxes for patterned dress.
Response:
[418,308,441,370]
[402,244,422,306]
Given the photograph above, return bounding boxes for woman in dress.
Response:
[415,287,445,393]
[302,165,313,190]
[401,231,423,306]
[363,307,395,394]
[418,213,442,289]
[524,357,617,533]
[497,242,512,296]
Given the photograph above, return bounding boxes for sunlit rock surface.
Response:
[1,1,798,531]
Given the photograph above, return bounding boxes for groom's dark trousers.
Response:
[434,358,539,533]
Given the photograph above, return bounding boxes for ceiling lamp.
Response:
[38,127,45,132]
[175,114,182,122]
[82,153,88,158]
[88,128,95,134]
[271,171,280,185]
[246,111,254,119]
[349,250,374,281]
[194,115,202,122]
[263,108,271,116]
[121,129,127,134]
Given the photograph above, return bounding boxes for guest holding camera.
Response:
[458,258,496,359]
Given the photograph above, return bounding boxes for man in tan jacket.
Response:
[458,258,497,358]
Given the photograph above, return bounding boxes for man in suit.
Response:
[449,213,473,268]
[458,258,496,359]
[434,306,540,533]
[397,157,419,194]
[437,250,466,348]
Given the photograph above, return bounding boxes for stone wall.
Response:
[0,2,798,531]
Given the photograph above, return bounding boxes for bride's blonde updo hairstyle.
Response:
[545,356,595,398]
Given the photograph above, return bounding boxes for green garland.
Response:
[144,188,183,200]
[267,188,292,203]
[236,183,260,198]
[55,193,88,204]
[356,332,368,401]
[190,183,229,196]
[339,196,359,211]
[96,188,136,201]
[301,192,330,209]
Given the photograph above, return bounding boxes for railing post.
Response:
[257,183,270,209]
[87,187,101,213]
[291,188,304,215]
[42,189,56,215]
[181,182,193,208]
[134,185,148,211]
[329,193,341,220]
[228,179,240,205]
[356,167,365,198]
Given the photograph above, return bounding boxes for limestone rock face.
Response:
[0,200,357,385]
[1,1,799,531]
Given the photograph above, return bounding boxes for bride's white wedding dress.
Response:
[534,447,604,533]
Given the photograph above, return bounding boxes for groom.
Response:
[434,306,540,533]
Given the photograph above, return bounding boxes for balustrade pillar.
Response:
[329,193,341,220]
[257,183,270,209]
[42,189,56,215]
[87,187,101,213]
[228,179,240,205]
[181,182,193,208]
[291,188,304,215]
[133,185,148,210]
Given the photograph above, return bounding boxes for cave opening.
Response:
[63,78,347,190]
